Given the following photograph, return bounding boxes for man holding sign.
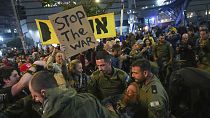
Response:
[49,5,98,58]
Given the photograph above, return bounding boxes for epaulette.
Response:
[151,85,157,94]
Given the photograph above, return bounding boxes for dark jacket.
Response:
[88,68,129,101]
[66,73,89,93]
[42,87,118,118]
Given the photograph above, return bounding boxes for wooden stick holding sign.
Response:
[48,6,98,58]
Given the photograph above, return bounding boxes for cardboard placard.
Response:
[48,6,97,58]
[35,19,60,45]
[88,13,116,39]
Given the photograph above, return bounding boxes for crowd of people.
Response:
[0,23,210,118]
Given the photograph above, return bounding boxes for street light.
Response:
[95,0,100,3]
[156,0,165,6]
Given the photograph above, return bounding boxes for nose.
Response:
[131,73,135,78]
[17,74,20,79]
[98,66,102,71]
[81,68,83,72]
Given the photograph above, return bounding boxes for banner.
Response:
[35,19,60,45]
[48,6,97,58]
[88,13,116,39]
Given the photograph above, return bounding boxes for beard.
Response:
[135,74,146,84]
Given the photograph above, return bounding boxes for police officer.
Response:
[154,33,173,86]
[88,51,129,101]
[131,59,169,118]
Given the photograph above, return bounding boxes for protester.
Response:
[29,71,118,118]
[66,59,89,93]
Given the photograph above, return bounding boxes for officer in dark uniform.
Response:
[88,51,129,102]
[154,33,173,87]
[131,59,169,118]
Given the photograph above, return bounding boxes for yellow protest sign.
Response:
[35,19,60,45]
[48,6,97,58]
[88,13,116,39]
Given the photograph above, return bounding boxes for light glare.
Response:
[0,36,3,41]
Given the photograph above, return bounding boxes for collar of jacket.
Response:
[99,67,117,79]
[139,74,157,92]
[42,87,77,118]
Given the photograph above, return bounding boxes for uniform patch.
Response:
[151,85,157,94]
[150,101,160,107]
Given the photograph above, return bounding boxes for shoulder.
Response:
[115,68,128,76]
[146,81,168,109]
[90,70,100,79]
[147,77,168,98]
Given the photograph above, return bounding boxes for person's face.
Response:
[145,39,151,46]
[200,31,207,40]
[126,84,137,97]
[55,53,64,64]
[76,63,83,73]
[5,70,20,86]
[112,50,118,56]
[96,59,111,74]
[188,31,193,36]
[29,83,45,104]
[132,66,147,82]
[132,44,139,50]
[124,84,138,104]
[182,35,188,44]
[159,36,165,42]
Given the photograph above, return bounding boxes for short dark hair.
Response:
[132,59,151,72]
[159,33,165,37]
[95,50,111,62]
[0,66,15,86]
[200,29,208,33]
[199,25,208,33]
[30,71,58,93]
[112,44,121,52]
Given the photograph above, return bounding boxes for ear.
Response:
[143,71,148,77]
[40,89,46,97]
